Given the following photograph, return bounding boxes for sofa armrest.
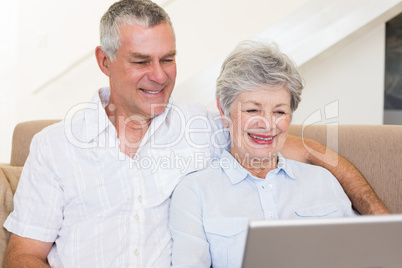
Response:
[0,166,23,267]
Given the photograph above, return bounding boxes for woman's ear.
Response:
[95,46,111,77]
[216,98,230,127]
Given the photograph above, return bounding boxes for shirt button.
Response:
[134,249,139,256]
[269,212,274,218]
[138,196,143,203]
[134,214,140,221]
[269,184,273,189]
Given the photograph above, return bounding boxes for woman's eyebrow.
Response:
[243,100,262,107]
[275,103,290,108]
[242,101,289,108]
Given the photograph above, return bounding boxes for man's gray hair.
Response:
[100,0,174,61]
[216,40,304,116]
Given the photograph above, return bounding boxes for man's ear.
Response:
[95,46,111,77]
[216,98,230,127]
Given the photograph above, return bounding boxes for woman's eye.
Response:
[246,109,258,113]
[274,111,286,115]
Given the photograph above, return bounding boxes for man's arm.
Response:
[281,134,391,215]
[4,234,53,268]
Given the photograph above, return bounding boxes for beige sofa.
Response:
[0,120,60,266]
[0,121,401,266]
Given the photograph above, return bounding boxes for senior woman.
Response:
[169,41,358,268]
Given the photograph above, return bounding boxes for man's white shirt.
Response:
[4,88,228,267]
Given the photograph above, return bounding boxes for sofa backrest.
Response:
[10,120,61,166]
[289,124,402,214]
[7,121,402,213]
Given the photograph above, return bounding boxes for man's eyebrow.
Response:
[130,50,177,59]
[130,53,151,59]
[164,50,177,58]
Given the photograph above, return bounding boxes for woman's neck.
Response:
[231,151,278,179]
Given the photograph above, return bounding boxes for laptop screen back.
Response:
[242,215,402,268]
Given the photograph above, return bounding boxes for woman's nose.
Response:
[252,114,275,130]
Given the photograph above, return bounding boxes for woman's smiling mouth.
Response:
[248,133,275,141]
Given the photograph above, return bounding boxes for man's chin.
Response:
[147,104,168,118]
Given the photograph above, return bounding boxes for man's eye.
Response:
[133,61,147,65]
[162,58,175,63]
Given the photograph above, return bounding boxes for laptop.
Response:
[242,214,402,268]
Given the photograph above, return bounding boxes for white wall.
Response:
[173,24,386,125]
[0,1,19,164]
[173,0,401,126]
[294,24,385,125]
[15,0,114,120]
[166,0,310,86]
[0,0,114,163]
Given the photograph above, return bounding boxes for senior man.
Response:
[4,0,389,267]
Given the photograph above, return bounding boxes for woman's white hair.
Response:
[216,40,304,116]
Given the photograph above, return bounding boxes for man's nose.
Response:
[148,62,167,84]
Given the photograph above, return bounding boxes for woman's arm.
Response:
[281,135,391,215]
[169,178,212,267]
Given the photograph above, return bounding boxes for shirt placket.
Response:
[128,163,144,267]
[254,174,279,220]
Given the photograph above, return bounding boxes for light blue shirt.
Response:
[169,150,358,268]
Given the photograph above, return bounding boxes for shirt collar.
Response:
[274,153,296,179]
[219,150,249,184]
[79,87,113,143]
[220,150,296,184]
[72,87,173,144]
[139,97,172,148]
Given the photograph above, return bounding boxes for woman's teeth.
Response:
[249,133,274,141]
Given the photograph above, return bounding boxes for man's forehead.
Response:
[119,23,176,51]
[119,21,175,38]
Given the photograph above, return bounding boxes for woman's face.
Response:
[224,87,291,165]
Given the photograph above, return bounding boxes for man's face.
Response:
[107,22,177,120]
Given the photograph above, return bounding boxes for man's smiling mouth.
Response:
[140,88,163,94]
